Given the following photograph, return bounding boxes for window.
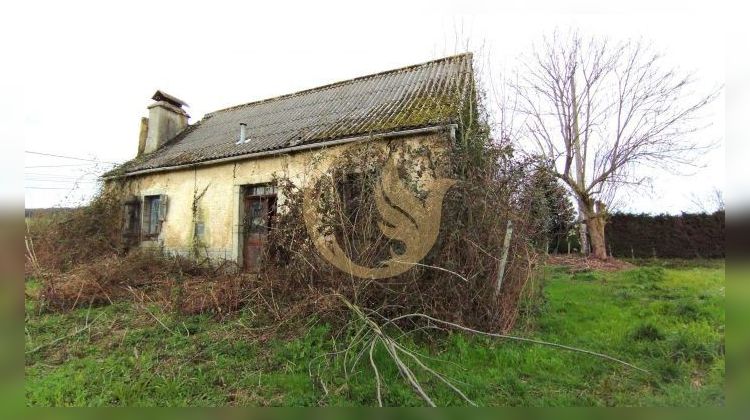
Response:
[242,185,277,235]
[142,194,167,239]
[124,201,140,233]
[123,197,141,244]
[246,185,276,196]
[336,171,374,224]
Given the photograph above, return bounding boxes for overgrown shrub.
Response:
[26,185,127,273]
[260,130,546,333]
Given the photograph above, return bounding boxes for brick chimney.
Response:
[141,90,189,155]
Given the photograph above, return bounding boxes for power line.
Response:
[25,151,118,164]
[25,164,97,168]
[25,176,99,179]
[25,178,98,182]
[25,180,98,183]
[25,178,97,181]
[25,172,101,177]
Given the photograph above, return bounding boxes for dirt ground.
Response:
[545,254,635,272]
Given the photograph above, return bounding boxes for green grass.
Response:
[25,260,725,406]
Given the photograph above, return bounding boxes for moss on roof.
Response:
[110,53,474,176]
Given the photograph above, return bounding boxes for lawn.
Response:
[24,260,725,406]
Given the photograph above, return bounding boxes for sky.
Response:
[2,0,732,213]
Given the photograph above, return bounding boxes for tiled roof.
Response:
[112,53,473,176]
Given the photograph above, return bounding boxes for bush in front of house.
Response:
[261,127,549,333]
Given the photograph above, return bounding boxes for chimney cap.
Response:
[152,90,189,108]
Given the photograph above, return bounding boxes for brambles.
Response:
[35,249,245,317]
[259,135,548,333]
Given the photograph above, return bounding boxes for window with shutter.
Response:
[142,195,165,239]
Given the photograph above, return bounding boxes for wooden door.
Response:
[242,192,275,272]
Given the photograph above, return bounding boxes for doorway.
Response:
[241,184,277,272]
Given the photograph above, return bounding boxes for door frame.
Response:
[236,183,277,271]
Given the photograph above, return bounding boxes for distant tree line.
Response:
[534,182,725,259]
[25,208,76,218]
[605,211,725,259]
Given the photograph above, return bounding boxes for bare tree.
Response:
[689,186,725,213]
[507,31,719,259]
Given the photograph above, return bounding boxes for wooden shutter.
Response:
[141,197,151,236]
[158,194,168,221]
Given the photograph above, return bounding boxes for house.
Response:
[104,53,475,271]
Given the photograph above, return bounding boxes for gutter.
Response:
[104,124,457,180]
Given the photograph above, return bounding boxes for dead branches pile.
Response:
[34,248,248,317]
[309,294,647,406]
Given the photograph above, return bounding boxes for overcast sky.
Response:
[3,0,729,213]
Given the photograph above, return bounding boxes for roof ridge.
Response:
[205,52,473,117]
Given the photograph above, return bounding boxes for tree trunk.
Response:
[578,218,589,255]
[570,74,590,257]
[582,200,607,260]
[588,217,606,260]
[576,198,590,255]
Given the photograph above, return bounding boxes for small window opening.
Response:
[336,171,376,224]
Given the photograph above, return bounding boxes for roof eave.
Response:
[103,124,457,180]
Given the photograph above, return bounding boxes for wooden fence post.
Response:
[495,219,514,297]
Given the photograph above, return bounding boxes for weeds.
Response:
[23,66,726,406]
[673,300,706,322]
[629,323,665,342]
[629,266,666,284]
[25,262,725,406]
[668,332,719,365]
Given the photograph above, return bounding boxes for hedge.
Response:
[605,211,725,259]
